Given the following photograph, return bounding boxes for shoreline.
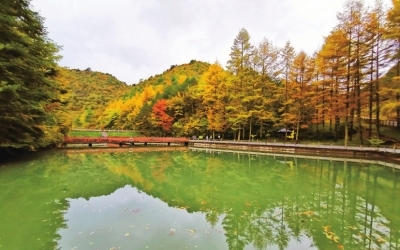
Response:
[55,140,400,167]
[189,139,400,154]
[189,147,400,170]
[189,140,400,166]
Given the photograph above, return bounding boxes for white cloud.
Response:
[31,0,392,85]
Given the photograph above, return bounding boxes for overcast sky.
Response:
[31,0,392,85]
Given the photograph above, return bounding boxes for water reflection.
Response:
[58,185,229,249]
[0,148,399,249]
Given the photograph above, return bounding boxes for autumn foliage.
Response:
[3,0,400,153]
[61,0,400,144]
[152,99,174,133]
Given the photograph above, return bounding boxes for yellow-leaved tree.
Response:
[197,63,230,138]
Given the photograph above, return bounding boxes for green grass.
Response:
[68,131,102,137]
[107,131,139,137]
[378,126,400,141]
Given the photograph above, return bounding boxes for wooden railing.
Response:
[360,117,399,127]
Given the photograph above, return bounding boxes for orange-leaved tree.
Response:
[152,99,174,134]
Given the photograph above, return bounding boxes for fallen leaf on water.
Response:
[377,237,386,243]
[186,229,196,235]
[323,226,339,243]
[299,211,315,216]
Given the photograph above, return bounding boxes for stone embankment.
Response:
[189,140,400,166]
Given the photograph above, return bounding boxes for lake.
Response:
[0,147,399,250]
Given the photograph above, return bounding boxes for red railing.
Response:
[63,137,189,144]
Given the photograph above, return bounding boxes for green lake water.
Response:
[0,147,399,250]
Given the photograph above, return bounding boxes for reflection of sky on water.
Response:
[57,185,317,250]
[57,185,227,249]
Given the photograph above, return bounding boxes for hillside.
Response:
[123,60,210,100]
[95,60,211,132]
[52,67,130,128]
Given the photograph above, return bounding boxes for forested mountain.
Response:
[51,61,211,135]
[1,0,400,155]
[51,67,129,129]
[95,60,210,134]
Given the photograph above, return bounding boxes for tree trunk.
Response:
[357,79,363,145]
[334,116,340,142]
[369,46,374,138]
[284,126,288,142]
[397,93,400,128]
[349,107,354,142]
[345,31,352,147]
[295,110,300,142]
[397,42,400,128]
[249,116,253,140]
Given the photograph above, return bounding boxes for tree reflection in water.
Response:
[76,148,400,249]
[1,147,399,250]
[179,149,400,250]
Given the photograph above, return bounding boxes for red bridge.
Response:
[62,136,189,147]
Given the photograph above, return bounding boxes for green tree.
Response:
[0,0,62,150]
[134,101,153,135]
[227,28,254,75]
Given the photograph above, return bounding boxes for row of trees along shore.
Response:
[97,0,400,146]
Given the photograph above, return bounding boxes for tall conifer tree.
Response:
[0,0,62,150]
[226,28,255,140]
